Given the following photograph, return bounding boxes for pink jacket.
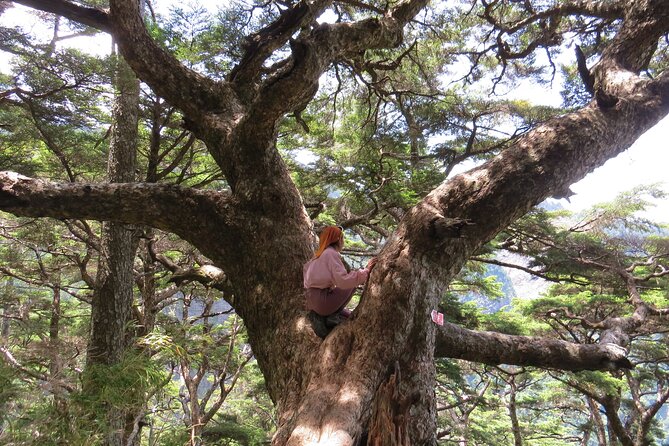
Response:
[303,247,369,289]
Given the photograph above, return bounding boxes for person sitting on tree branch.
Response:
[303,225,377,318]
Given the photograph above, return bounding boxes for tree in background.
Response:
[83,37,142,446]
[0,8,253,444]
[0,0,668,444]
[460,187,669,445]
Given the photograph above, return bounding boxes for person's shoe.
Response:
[325,312,347,328]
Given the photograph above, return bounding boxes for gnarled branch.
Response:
[434,321,633,371]
[0,171,236,262]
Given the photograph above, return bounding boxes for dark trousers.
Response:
[304,287,356,316]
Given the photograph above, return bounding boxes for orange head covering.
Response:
[314,225,343,259]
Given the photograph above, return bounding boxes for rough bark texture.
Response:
[367,367,413,446]
[2,0,669,444]
[434,322,632,370]
[586,397,608,446]
[84,55,140,446]
[86,56,139,366]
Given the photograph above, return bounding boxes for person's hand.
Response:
[366,257,378,270]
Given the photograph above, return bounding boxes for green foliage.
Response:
[80,352,169,412]
[467,406,514,445]
[520,290,627,318]
[570,370,625,397]
[221,361,276,436]
[203,413,268,446]
[439,292,482,327]
[480,304,549,336]
[0,362,20,416]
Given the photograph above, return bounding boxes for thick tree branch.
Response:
[593,0,669,81]
[0,172,236,261]
[434,321,633,371]
[11,0,111,32]
[229,0,333,89]
[250,0,429,122]
[411,67,669,260]
[481,0,625,35]
[107,0,242,120]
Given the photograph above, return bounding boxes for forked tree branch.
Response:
[229,0,333,87]
[247,0,431,123]
[108,0,242,119]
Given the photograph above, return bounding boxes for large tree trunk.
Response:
[2,1,669,445]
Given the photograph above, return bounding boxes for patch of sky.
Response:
[291,149,318,166]
[152,0,225,16]
[0,5,112,79]
[324,185,341,199]
[317,8,338,25]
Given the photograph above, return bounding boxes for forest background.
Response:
[0,0,668,445]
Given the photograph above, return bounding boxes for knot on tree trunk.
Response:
[429,215,475,239]
[595,88,620,108]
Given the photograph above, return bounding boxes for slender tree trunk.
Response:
[84,50,140,446]
[0,279,12,343]
[454,414,470,446]
[602,394,633,446]
[587,397,608,446]
[136,235,158,336]
[189,417,204,446]
[86,50,140,366]
[507,379,523,446]
[49,280,67,411]
[48,284,61,354]
[581,429,591,446]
